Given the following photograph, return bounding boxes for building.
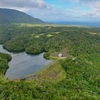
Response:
[58,53,62,57]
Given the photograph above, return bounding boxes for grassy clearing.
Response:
[36,60,66,83]
[47,34,53,37]
[25,61,55,79]
[18,23,91,28]
[31,34,43,38]
[50,56,59,60]
[34,35,40,38]
[25,60,66,83]
[54,32,60,34]
[18,23,64,27]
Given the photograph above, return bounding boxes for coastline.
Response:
[50,21,100,27]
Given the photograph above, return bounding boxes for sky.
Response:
[0,0,100,22]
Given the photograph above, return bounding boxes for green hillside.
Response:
[0,8,44,24]
[0,24,100,99]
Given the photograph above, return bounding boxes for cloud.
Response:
[0,0,100,21]
[0,0,75,21]
[81,1,100,18]
[69,0,100,8]
[70,0,100,3]
[83,8,100,18]
[69,0,100,19]
[80,0,100,10]
[26,5,81,21]
[0,0,47,8]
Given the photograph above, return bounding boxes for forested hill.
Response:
[0,8,45,24]
[0,24,100,99]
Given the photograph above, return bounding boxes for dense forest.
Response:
[0,24,100,99]
[0,24,100,57]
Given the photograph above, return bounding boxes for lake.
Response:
[0,45,51,79]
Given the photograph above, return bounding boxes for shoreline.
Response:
[5,61,56,81]
[25,60,57,80]
[0,45,51,80]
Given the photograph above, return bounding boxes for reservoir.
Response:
[0,45,51,79]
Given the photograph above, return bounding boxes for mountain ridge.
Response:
[0,8,45,24]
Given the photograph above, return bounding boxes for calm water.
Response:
[0,45,51,79]
[51,21,100,27]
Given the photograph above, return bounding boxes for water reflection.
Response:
[0,45,51,79]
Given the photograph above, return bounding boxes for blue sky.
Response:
[0,0,100,22]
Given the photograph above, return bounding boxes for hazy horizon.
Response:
[0,0,100,22]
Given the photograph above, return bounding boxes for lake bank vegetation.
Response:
[0,24,100,99]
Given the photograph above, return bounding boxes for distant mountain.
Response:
[0,8,45,24]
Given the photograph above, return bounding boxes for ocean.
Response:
[50,21,100,27]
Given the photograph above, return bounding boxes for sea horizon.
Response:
[50,21,100,27]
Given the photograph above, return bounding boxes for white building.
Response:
[58,53,62,57]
